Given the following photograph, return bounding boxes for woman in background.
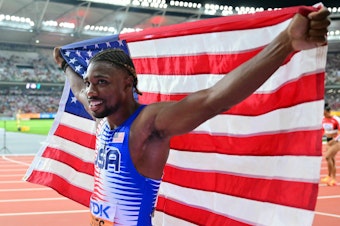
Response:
[321,103,340,186]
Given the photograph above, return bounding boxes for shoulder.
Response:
[333,115,340,124]
[132,102,174,139]
[136,102,174,121]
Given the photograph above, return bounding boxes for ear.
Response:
[124,73,134,91]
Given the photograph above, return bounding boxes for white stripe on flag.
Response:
[153,212,197,226]
[193,101,323,135]
[47,136,94,163]
[33,157,93,192]
[158,182,315,226]
[168,149,322,182]
[128,20,291,57]
[59,112,96,134]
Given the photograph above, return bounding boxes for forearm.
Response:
[64,65,86,101]
[209,31,293,111]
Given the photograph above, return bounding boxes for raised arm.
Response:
[153,7,330,137]
[53,47,88,109]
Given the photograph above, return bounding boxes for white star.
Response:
[69,57,77,64]
[76,50,82,57]
[82,71,87,78]
[87,50,93,57]
[106,42,111,47]
[65,51,71,57]
[71,96,77,103]
[75,65,83,72]
[118,40,124,46]
[85,58,90,65]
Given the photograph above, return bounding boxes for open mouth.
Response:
[88,100,103,112]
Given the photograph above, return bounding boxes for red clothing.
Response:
[322,116,339,136]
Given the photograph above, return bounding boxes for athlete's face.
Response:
[84,61,132,118]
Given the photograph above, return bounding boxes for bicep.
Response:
[64,67,93,117]
[154,89,221,137]
[65,66,85,98]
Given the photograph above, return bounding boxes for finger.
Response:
[308,36,328,44]
[307,33,328,45]
[308,7,331,20]
[310,18,331,29]
[308,28,329,37]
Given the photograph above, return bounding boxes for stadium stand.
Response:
[0,48,64,117]
[325,52,340,111]
[0,49,340,117]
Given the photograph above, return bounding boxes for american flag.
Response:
[25,5,327,225]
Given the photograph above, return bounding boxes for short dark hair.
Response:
[90,48,142,95]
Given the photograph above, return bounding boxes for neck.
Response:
[107,101,140,129]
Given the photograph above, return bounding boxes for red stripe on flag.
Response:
[156,196,252,226]
[54,124,96,149]
[170,129,323,155]
[133,51,297,76]
[139,73,324,116]
[26,171,91,207]
[41,146,94,176]
[163,165,318,210]
[121,6,313,43]
[134,50,262,75]
[226,73,324,116]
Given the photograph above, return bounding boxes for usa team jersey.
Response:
[90,105,161,226]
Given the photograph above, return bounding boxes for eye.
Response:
[98,79,108,85]
[84,80,90,87]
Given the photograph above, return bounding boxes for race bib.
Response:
[323,122,333,131]
[90,198,116,226]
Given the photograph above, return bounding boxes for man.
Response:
[53,7,330,226]
[322,103,340,186]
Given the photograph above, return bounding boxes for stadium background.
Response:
[0,0,340,120]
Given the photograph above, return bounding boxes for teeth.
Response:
[89,100,102,106]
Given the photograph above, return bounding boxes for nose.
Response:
[86,83,97,98]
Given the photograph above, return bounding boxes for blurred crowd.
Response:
[0,49,340,117]
[0,49,64,117]
[0,87,61,117]
[325,52,340,111]
[326,53,340,86]
[0,50,65,83]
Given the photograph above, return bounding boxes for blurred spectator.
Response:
[0,49,65,83]
[325,53,340,86]
[1,48,340,114]
[0,48,64,117]
[0,87,61,117]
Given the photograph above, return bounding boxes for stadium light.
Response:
[328,30,340,41]
[83,0,131,6]
[170,1,201,9]
[0,14,34,30]
[0,3,339,38]
[83,0,168,8]
[41,20,75,33]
